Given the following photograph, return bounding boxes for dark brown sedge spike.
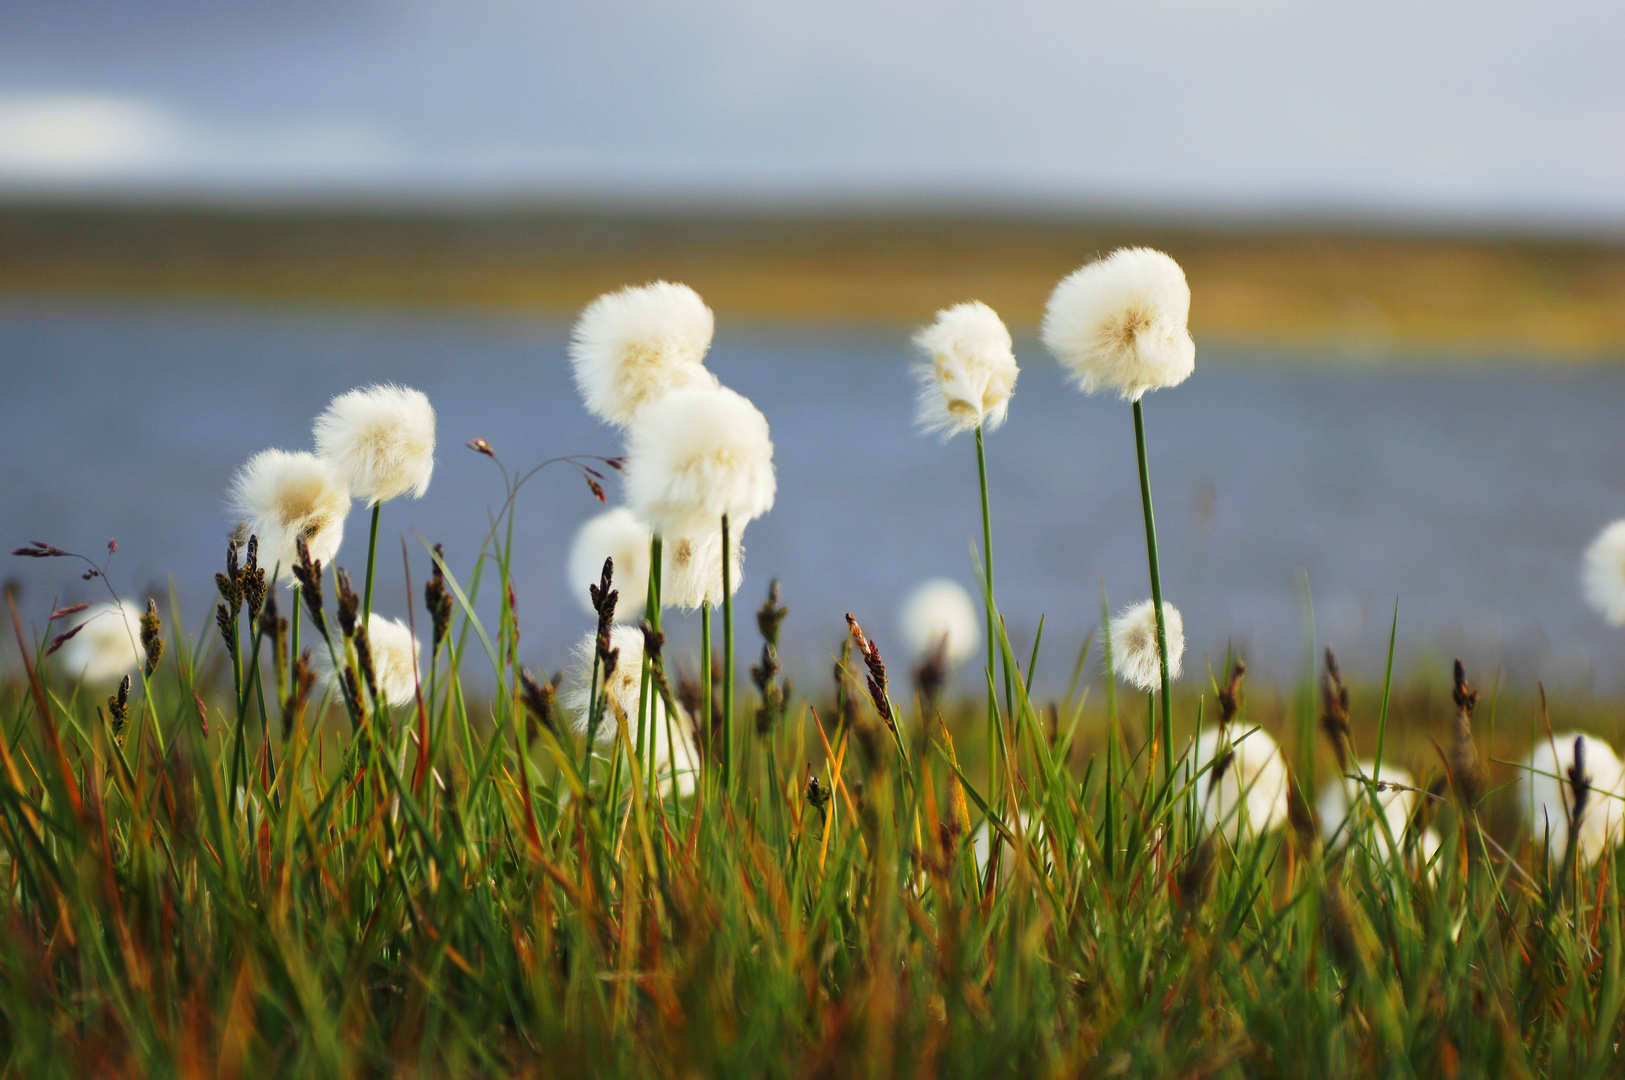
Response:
[140,597,163,677]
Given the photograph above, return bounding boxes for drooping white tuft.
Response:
[313,613,422,708]
[899,578,982,666]
[659,528,744,611]
[1581,520,1625,626]
[57,599,144,683]
[227,449,350,582]
[562,624,699,795]
[1181,725,1290,844]
[313,383,436,505]
[912,301,1019,437]
[567,508,652,620]
[568,281,719,428]
[1108,599,1184,692]
[1317,761,1419,852]
[1041,247,1195,402]
[624,386,776,537]
[1518,730,1625,864]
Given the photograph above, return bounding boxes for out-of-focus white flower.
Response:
[1581,520,1625,626]
[567,508,652,619]
[1519,730,1625,864]
[568,281,719,428]
[1181,725,1289,844]
[912,301,1019,437]
[562,624,698,794]
[900,578,981,666]
[1108,599,1184,692]
[1317,761,1418,851]
[314,613,421,708]
[228,449,350,580]
[971,811,1040,881]
[57,599,144,683]
[1041,247,1195,402]
[625,386,775,537]
[659,528,743,611]
[313,383,436,504]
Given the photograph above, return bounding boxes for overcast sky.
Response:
[0,0,1620,223]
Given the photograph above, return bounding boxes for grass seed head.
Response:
[228,450,350,582]
[312,383,436,504]
[912,300,1019,437]
[1041,247,1195,402]
[625,386,776,536]
[140,597,163,677]
[1109,599,1184,693]
[568,281,718,428]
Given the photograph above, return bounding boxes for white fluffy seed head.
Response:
[660,528,744,611]
[567,508,652,620]
[313,613,422,708]
[900,578,982,666]
[563,624,698,794]
[312,383,436,505]
[569,281,720,428]
[1108,599,1184,692]
[1317,761,1418,851]
[1182,725,1290,843]
[1041,247,1195,402]
[57,599,144,684]
[1519,730,1625,864]
[227,449,350,582]
[624,386,776,536]
[912,301,1019,437]
[1581,520,1625,626]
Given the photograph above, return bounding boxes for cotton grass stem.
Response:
[1131,399,1173,789]
[362,502,381,621]
[721,512,734,790]
[974,424,1005,794]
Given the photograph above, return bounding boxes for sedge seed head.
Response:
[624,386,776,537]
[313,383,436,505]
[227,449,350,583]
[568,281,719,428]
[1041,247,1195,402]
[1108,599,1184,692]
[911,300,1019,437]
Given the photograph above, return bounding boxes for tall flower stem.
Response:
[700,605,712,777]
[289,585,301,698]
[974,425,1005,795]
[640,534,663,787]
[362,503,382,621]
[1131,399,1174,789]
[721,513,734,791]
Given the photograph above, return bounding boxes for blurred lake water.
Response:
[3,302,1624,695]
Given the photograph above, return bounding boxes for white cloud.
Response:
[0,94,180,176]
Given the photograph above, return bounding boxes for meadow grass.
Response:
[3,470,1624,1079]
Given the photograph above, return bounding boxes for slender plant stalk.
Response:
[362,502,382,621]
[1131,399,1174,789]
[974,424,1004,798]
[721,513,734,790]
[639,534,663,785]
[700,604,712,776]
[289,584,301,697]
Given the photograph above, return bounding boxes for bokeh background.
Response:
[3,0,1624,695]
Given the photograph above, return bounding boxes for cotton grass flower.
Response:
[1041,247,1195,402]
[1518,730,1625,864]
[57,599,144,683]
[913,301,1019,437]
[660,529,743,611]
[563,624,698,794]
[900,578,981,666]
[569,281,719,428]
[1181,725,1290,844]
[625,386,776,537]
[228,449,350,580]
[313,383,436,504]
[1317,761,1419,851]
[1581,520,1625,626]
[1108,599,1184,692]
[567,508,651,619]
[313,614,422,708]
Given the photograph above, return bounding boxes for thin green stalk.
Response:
[700,604,712,774]
[362,501,382,621]
[975,424,1003,799]
[1131,398,1173,790]
[721,513,734,790]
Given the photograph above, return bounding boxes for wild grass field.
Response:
[4,201,1625,354]
[5,231,1625,1079]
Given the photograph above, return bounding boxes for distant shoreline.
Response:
[3,201,1623,355]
